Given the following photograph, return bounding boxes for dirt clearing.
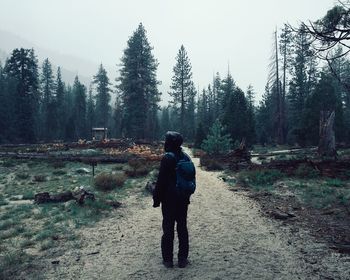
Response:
[39,149,350,280]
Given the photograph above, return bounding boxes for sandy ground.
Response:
[42,149,350,280]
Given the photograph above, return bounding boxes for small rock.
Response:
[51,260,60,265]
[76,168,90,174]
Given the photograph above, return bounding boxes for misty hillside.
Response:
[0,30,115,86]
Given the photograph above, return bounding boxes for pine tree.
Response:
[55,67,66,140]
[0,63,7,142]
[279,24,293,142]
[255,84,275,145]
[201,120,232,155]
[72,76,87,140]
[86,85,95,133]
[160,106,171,137]
[169,45,194,138]
[4,48,39,143]
[40,58,55,141]
[197,88,209,132]
[302,70,343,145]
[112,91,123,138]
[118,23,160,140]
[194,122,206,148]
[288,25,315,145]
[245,85,256,145]
[64,85,75,141]
[269,30,284,144]
[93,64,111,129]
[213,72,223,119]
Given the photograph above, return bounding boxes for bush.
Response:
[238,169,284,187]
[50,161,66,169]
[325,178,345,188]
[294,163,320,178]
[2,159,16,168]
[16,173,30,180]
[52,170,66,176]
[128,158,147,169]
[33,175,46,182]
[200,156,224,170]
[0,194,8,206]
[94,172,126,191]
[201,120,232,155]
[124,158,152,177]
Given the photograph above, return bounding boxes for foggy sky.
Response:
[0,0,335,104]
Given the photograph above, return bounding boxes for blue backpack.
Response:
[167,152,196,195]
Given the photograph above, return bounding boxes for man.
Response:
[153,131,193,268]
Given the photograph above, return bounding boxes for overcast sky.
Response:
[0,0,336,103]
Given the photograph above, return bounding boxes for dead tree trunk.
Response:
[318,111,336,158]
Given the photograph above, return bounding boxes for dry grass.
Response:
[94,172,126,191]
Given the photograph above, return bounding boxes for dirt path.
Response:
[43,149,350,280]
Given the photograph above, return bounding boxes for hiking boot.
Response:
[178,259,189,268]
[163,261,174,268]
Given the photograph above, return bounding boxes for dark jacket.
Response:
[153,149,191,207]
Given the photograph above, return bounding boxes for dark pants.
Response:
[161,201,189,262]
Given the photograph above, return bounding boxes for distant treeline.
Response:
[1,3,350,147]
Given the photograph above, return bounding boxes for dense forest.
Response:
[1,3,350,148]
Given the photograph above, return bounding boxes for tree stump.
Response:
[318,111,336,158]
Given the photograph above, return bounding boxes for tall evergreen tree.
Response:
[269,30,284,144]
[213,72,223,119]
[93,64,111,128]
[288,25,315,145]
[279,24,293,142]
[112,90,123,138]
[302,70,344,145]
[245,85,256,145]
[4,48,39,143]
[40,58,55,141]
[118,23,160,140]
[55,67,66,140]
[169,45,195,138]
[160,106,171,137]
[255,84,275,145]
[86,85,95,134]
[64,85,75,141]
[72,76,87,140]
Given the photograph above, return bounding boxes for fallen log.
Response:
[0,152,129,164]
[34,187,95,204]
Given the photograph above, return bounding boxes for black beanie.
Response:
[165,131,183,152]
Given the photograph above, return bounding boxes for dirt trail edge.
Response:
[44,148,350,280]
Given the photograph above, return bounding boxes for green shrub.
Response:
[325,178,345,188]
[16,172,30,180]
[294,163,320,178]
[33,175,46,182]
[238,169,284,187]
[124,165,150,177]
[51,161,66,169]
[200,156,224,170]
[22,191,35,200]
[0,194,8,206]
[301,184,335,209]
[201,120,232,155]
[0,219,14,231]
[113,164,124,171]
[124,158,152,177]
[2,159,16,168]
[52,170,66,176]
[94,172,126,191]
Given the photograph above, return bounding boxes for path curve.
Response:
[44,149,350,280]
